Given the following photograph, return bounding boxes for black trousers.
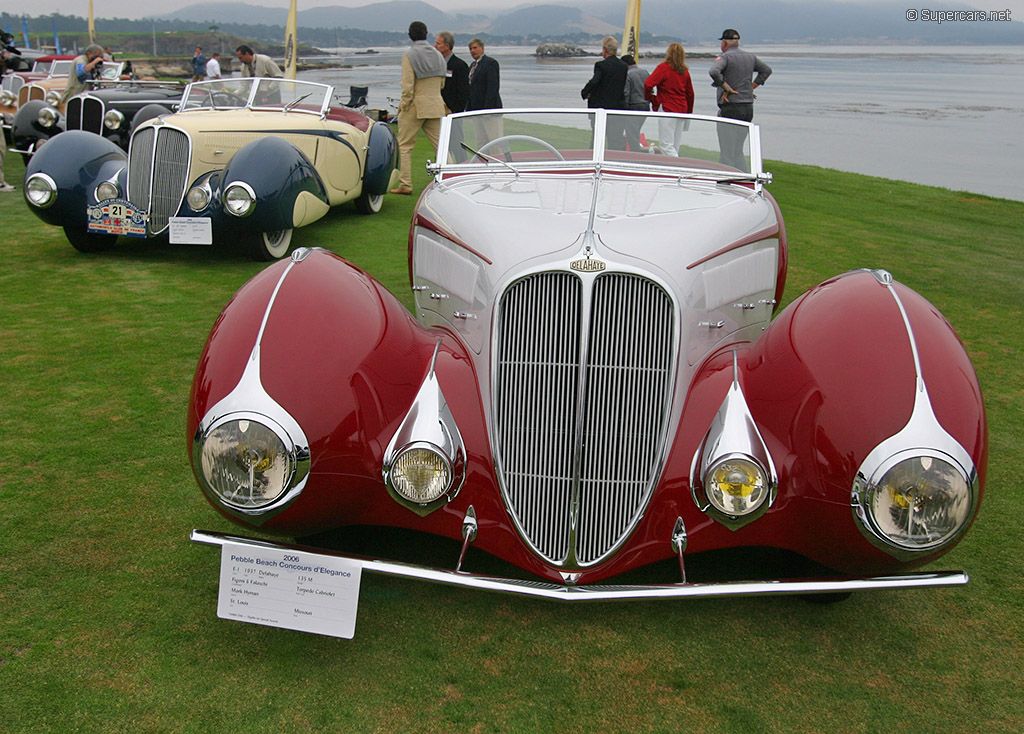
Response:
[717,102,753,172]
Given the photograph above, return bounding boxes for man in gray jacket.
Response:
[709,29,771,171]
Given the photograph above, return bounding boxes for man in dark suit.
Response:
[581,36,628,150]
[435,31,469,114]
[435,30,470,161]
[466,38,502,147]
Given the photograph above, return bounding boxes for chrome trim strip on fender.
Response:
[190,529,969,601]
[851,269,980,559]
[192,249,315,522]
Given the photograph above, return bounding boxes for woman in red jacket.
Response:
[644,43,695,157]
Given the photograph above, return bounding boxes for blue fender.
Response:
[12,99,64,152]
[363,121,398,196]
[220,136,329,233]
[24,131,127,230]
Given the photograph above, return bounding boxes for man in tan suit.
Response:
[392,21,446,195]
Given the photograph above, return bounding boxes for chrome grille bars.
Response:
[495,272,675,567]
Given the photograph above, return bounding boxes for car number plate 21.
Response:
[87,198,148,237]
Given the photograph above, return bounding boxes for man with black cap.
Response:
[709,29,772,171]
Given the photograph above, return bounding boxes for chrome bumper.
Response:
[191,529,968,601]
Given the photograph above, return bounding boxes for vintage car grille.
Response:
[495,272,675,567]
[2,76,24,95]
[127,126,190,234]
[66,96,104,134]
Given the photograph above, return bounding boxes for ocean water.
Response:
[301,44,1024,201]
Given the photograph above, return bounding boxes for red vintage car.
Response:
[190,110,985,601]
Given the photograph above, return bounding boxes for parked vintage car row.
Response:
[23,78,398,260]
[188,109,986,599]
[9,79,183,156]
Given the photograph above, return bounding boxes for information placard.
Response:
[217,541,362,639]
[169,217,213,245]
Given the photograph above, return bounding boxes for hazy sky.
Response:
[13,0,1024,25]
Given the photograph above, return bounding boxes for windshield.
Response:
[180,78,332,115]
[441,109,761,176]
[48,60,72,78]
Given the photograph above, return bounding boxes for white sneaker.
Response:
[0,183,15,193]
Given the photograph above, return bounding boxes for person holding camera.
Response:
[61,44,105,105]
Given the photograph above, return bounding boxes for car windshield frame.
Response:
[47,60,73,78]
[179,78,334,117]
[432,108,767,183]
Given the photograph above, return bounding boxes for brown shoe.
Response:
[389,187,413,195]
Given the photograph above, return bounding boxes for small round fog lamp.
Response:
[104,109,124,130]
[390,446,452,504]
[37,106,57,128]
[187,186,211,212]
[705,457,770,517]
[96,181,119,201]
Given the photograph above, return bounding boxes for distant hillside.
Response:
[588,0,1024,44]
[7,0,1024,46]
[488,6,618,37]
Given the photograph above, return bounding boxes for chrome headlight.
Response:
[703,455,771,517]
[37,106,58,128]
[198,417,295,510]
[45,90,61,106]
[387,442,453,504]
[103,109,124,130]
[223,182,256,217]
[0,90,14,106]
[25,173,57,208]
[853,450,975,554]
[96,181,119,201]
[187,185,211,212]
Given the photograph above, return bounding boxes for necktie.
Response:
[469,60,478,84]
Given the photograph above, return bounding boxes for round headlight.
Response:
[389,445,452,504]
[704,456,770,517]
[45,90,61,106]
[25,173,57,208]
[187,185,211,211]
[0,90,14,106]
[103,109,124,130]
[37,106,58,128]
[857,453,972,551]
[96,181,119,201]
[199,418,294,510]
[223,182,256,217]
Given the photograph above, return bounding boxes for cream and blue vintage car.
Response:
[23,78,397,260]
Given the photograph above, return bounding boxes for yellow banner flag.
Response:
[284,0,298,79]
[89,0,96,44]
[622,0,641,58]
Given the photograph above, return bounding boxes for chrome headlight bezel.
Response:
[37,106,58,128]
[186,184,212,212]
[852,448,978,559]
[25,173,57,208]
[698,453,774,520]
[1,90,16,106]
[103,109,125,130]
[44,90,61,106]
[223,181,256,217]
[194,411,310,514]
[96,181,120,202]
[384,441,455,506]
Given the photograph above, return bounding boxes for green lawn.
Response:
[1,138,1022,733]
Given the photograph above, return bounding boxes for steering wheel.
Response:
[212,90,248,107]
[476,135,564,161]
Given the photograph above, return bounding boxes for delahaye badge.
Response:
[570,257,606,272]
